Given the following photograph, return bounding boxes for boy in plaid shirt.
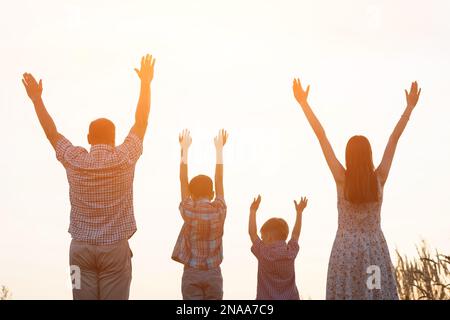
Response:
[172,129,228,300]
[248,195,308,300]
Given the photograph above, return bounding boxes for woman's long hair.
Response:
[344,135,379,204]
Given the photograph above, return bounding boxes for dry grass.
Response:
[395,241,450,300]
[0,286,11,300]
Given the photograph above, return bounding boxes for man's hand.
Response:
[22,73,43,102]
[134,54,155,85]
[405,81,421,110]
[250,195,262,213]
[131,54,155,140]
[179,129,192,152]
[294,197,308,214]
[214,129,228,151]
[293,78,310,106]
[21,72,59,147]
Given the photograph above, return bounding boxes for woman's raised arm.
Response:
[293,78,345,184]
[377,81,421,185]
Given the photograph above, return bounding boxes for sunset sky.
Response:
[1,0,449,299]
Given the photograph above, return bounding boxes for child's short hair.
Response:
[189,175,213,199]
[260,218,289,241]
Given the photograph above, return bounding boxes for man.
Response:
[22,54,155,300]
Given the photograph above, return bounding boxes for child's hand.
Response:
[293,78,310,106]
[214,129,228,151]
[294,197,308,214]
[179,129,192,151]
[250,195,262,212]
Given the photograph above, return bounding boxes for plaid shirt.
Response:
[172,197,227,270]
[251,238,300,300]
[55,132,143,245]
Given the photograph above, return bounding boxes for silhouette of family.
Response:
[21,53,422,300]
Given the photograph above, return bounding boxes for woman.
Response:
[292,78,421,299]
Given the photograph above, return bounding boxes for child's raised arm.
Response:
[214,129,228,199]
[291,197,308,242]
[179,129,192,201]
[248,195,262,243]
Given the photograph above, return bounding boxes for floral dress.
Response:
[326,178,399,300]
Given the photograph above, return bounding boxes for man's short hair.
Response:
[89,118,115,145]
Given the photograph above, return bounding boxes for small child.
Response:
[248,195,308,300]
[172,129,229,300]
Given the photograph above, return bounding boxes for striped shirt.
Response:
[251,238,300,300]
[172,197,227,270]
[55,132,143,245]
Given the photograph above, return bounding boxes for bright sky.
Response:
[1,0,449,300]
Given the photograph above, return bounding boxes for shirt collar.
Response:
[195,198,211,204]
[267,240,287,248]
[90,144,115,153]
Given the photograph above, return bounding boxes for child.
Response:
[248,195,308,300]
[172,129,229,300]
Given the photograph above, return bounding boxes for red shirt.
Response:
[55,132,143,245]
[251,238,300,300]
[172,197,227,270]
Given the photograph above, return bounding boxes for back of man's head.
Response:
[88,118,116,146]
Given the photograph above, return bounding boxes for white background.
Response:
[0,0,449,299]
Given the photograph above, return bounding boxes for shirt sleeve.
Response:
[213,196,226,208]
[54,135,86,168]
[287,238,300,258]
[251,238,265,259]
[116,131,143,165]
[212,196,227,220]
[179,198,195,222]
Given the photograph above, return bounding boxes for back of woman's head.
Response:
[344,135,379,204]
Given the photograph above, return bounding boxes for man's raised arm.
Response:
[131,54,155,140]
[22,73,60,148]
